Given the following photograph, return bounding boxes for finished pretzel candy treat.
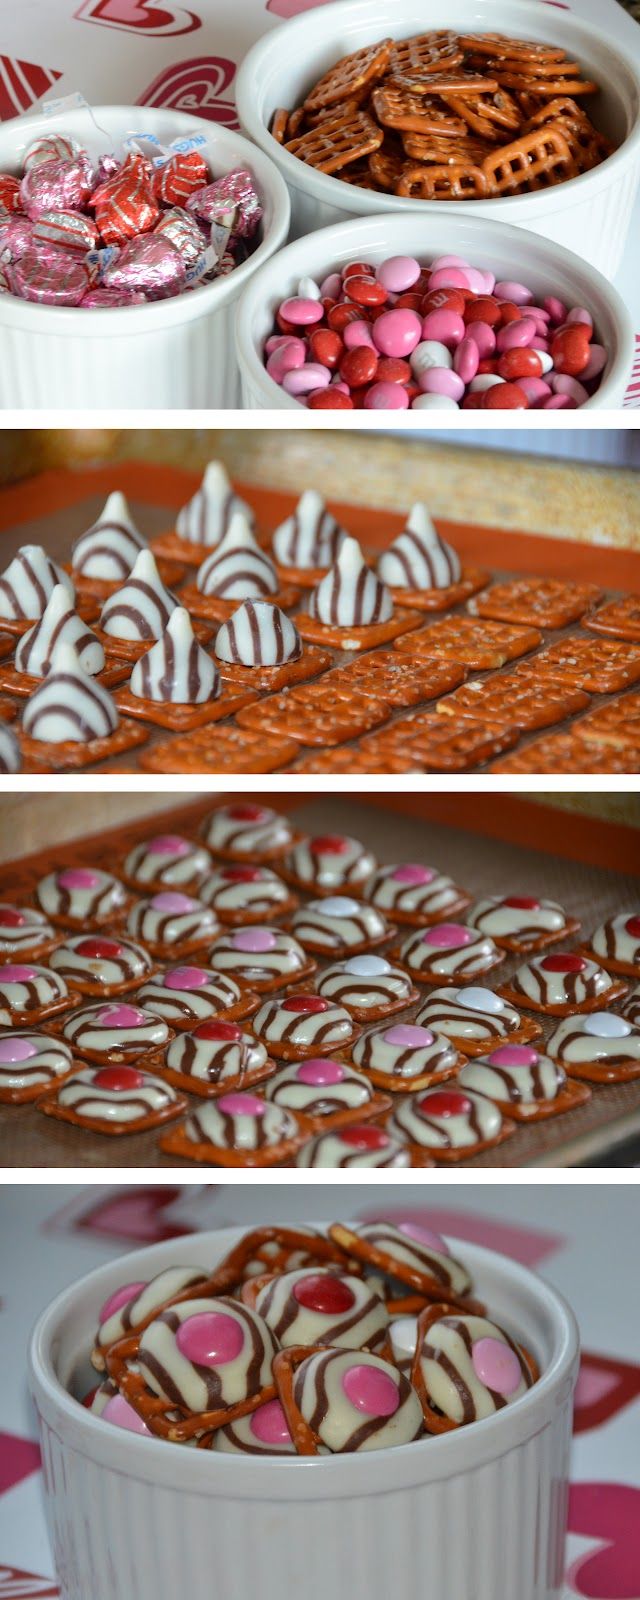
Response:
[621,985,640,1028]
[40,1063,185,1137]
[251,992,358,1059]
[0,544,73,625]
[277,1348,423,1454]
[457,1044,590,1119]
[0,903,57,962]
[194,517,279,606]
[99,551,177,650]
[93,1265,209,1366]
[291,896,392,955]
[158,1021,273,1097]
[388,1086,514,1162]
[59,1001,170,1064]
[35,866,127,929]
[297,1125,412,1168]
[316,955,419,1021]
[122,834,212,893]
[467,895,579,953]
[271,490,347,583]
[365,863,471,925]
[48,935,154,996]
[204,803,294,861]
[297,538,418,652]
[415,984,542,1055]
[208,926,315,992]
[174,462,256,552]
[581,913,640,977]
[499,952,627,1016]
[70,492,146,585]
[546,1011,640,1083]
[134,1296,277,1433]
[253,1267,389,1351]
[0,724,21,773]
[135,967,257,1027]
[265,1058,385,1129]
[395,923,504,984]
[0,963,72,1026]
[352,1021,461,1092]
[15,584,105,677]
[0,1031,73,1103]
[412,1311,535,1432]
[377,505,461,591]
[160,1093,306,1166]
[214,1400,297,1454]
[199,864,297,924]
[127,608,220,706]
[284,833,376,895]
[328,1221,475,1307]
[126,893,218,958]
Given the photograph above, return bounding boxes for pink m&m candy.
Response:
[342,1363,400,1417]
[99,1282,146,1325]
[149,835,192,856]
[177,1310,244,1366]
[164,966,210,990]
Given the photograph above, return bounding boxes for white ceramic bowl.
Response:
[29,1224,579,1600]
[236,210,634,410]
[236,0,640,275]
[0,105,290,409]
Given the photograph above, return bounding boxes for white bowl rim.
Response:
[29,1223,580,1499]
[0,104,291,333]
[236,0,640,215]
[234,208,635,411]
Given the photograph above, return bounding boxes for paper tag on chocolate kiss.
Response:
[41,91,90,117]
[184,244,219,285]
[85,244,119,280]
[123,132,168,161]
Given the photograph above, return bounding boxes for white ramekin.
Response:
[29,1224,579,1600]
[235,0,640,276]
[0,106,290,409]
[236,210,634,410]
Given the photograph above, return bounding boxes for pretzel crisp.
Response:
[436,672,591,733]
[519,639,640,694]
[472,578,602,630]
[396,163,488,199]
[327,1223,483,1312]
[482,123,573,193]
[587,596,640,644]
[410,1303,539,1433]
[106,1331,277,1442]
[303,40,392,113]
[286,109,383,174]
[236,686,390,747]
[394,617,541,668]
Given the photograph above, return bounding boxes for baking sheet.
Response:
[1,794,639,1169]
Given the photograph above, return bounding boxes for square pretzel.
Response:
[285,109,383,173]
[482,123,572,193]
[394,616,541,668]
[471,577,602,629]
[436,671,590,731]
[522,638,640,693]
[138,724,299,775]
[303,39,392,113]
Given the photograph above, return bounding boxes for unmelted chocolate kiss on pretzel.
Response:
[84,1220,538,1451]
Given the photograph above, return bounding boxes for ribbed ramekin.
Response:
[29,1224,579,1600]
[0,105,290,409]
[235,0,640,276]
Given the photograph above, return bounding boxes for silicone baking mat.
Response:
[0,0,639,408]
[1,794,639,1169]
[0,1182,638,1599]
[2,463,640,775]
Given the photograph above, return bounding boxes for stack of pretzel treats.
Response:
[270,31,614,200]
[84,1220,539,1452]
[1,801,639,1167]
[1,466,640,776]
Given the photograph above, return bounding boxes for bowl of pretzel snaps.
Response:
[235,0,640,277]
[29,1220,579,1600]
[235,209,633,409]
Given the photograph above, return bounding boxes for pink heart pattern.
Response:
[573,1353,640,1435]
[0,58,61,120]
[568,1484,640,1598]
[357,1205,564,1267]
[0,1571,59,1598]
[58,1184,200,1244]
[0,1434,41,1497]
[138,57,238,125]
[74,0,201,36]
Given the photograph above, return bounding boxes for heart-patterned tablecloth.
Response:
[0,1182,638,1598]
[0,0,638,406]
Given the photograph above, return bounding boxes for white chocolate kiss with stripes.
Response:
[317,955,414,1012]
[0,904,54,953]
[621,984,640,1027]
[351,1221,472,1298]
[508,955,612,1008]
[96,1265,208,1350]
[389,1087,503,1149]
[293,1349,423,1452]
[204,804,294,857]
[399,925,499,978]
[36,867,126,923]
[589,913,640,969]
[252,992,355,1050]
[309,537,393,627]
[138,1297,277,1414]
[200,864,291,916]
[127,893,218,949]
[467,897,568,940]
[0,964,68,1024]
[291,897,387,949]
[129,607,220,704]
[183,1096,299,1151]
[0,1032,72,1091]
[418,1314,531,1424]
[214,601,302,666]
[124,836,211,887]
[176,462,256,548]
[266,1058,374,1116]
[71,492,146,581]
[208,926,308,982]
[15,584,106,677]
[22,641,119,744]
[0,543,74,620]
[49,936,152,989]
[296,1130,410,1168]
[416,985,522,1042]
[352,1022,458,1081]
[57,1066,179,1124]
[0,724,21,773]
[287,835,375,889]
[254,1267,388,1350]
[100,550,177,642]
[166,1025,268,1082]
[546,1011,640,1065]
[196,515,279,599]
[458,1049,565,1105]
[62,1003,170,1056]
[271,489,347,570]
[377,504,461,590]
[366,864,465,919]
[137,968,247,1024]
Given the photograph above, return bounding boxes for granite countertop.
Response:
[2,429,639,551]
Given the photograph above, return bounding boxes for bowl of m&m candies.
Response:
[235,210,632,410]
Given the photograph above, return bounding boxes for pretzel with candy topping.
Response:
[410,1302,539,1434]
